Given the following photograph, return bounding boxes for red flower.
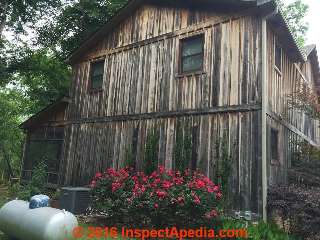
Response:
[154,178,161,184]
[112,182,122,192]
[162,180,173,189]
[167,170,174,177]
[158,166,165,174]
[140,185,146,193]
[195,180,206,189]
[177,196,185,205]
[150,171,158,179]
[150,182,157,188]
[192,192,201,204]
[173,177,184,185]
[213,185,220,192]
[90,180,96,188]
[216,192,222,200]
[156,190,167,199]
[205,209,218,219]
[132,176,138,182]
[95,172,102,179]
[154,203,159,209]
[106,168,117,177]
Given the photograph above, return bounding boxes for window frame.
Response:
[179,34,205,75]
[89,59,105,92]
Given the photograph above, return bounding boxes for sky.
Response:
[285,0,320,50]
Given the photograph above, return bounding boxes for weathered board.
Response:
[267,27,320,146]
[60,111,262,214]
[67,8,262,120]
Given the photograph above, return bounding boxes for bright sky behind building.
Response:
[284,0,320,55]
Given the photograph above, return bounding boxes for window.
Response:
[90,60,105,90]
[180,35,204,74]
[275,44,282,71]
[271,128,279,161]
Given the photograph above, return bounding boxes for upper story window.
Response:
[275,44,282,72]
[90,60,105,90]
[270,128,279,162]
[180,35,204,74]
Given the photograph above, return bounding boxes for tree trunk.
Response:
[0,1,8,38]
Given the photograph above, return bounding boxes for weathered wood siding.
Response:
[60,111,262,213]
[67,5,262,119]
[267,27,320,145]
[61,3,264,214]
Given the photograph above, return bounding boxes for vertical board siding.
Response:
[63,5,264,215]
[60,112,262,214]
[267,28,320,145]
[68,12,262,120]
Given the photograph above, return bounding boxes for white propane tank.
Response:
[0,200,78,240]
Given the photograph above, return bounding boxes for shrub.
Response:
[9,161,47,201]
[268,184,320,240]
[89,166,222,228]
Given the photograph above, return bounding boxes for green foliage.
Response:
[5,47,70,113]
[174,121,192,172]
[10,161,47,201]
[124,145,135,169]
[143,128,159,175]
[214,137,233,210]
[222,219,297,240]
[90,166,222,228]
[36,0,128,59]
[0,89,26,179]
[278,0,309,46]
[0,0,62,36]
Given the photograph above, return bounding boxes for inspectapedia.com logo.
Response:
[72,226,248,239]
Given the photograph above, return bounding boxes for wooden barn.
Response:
[20,0,320,219]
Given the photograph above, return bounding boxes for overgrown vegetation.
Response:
[174,121,192,172]
[268,142,320,240]
[213,137,233,210]
[9,161,47,201]
[143,128,159,175]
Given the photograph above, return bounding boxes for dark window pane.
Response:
[180,35,204,73]
[90,60,104,89]
[182,54,203,73]
[91,75,103,89]
[275,44,281,71]
[271,128,279,160]
[182,38,203,57]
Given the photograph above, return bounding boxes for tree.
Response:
[0,89,27,179]
[0,0,62,38]
[7,47,71,113]
[37,0,128,59]
[279,0,309,46]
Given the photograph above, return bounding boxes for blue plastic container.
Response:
[29,195,50,209]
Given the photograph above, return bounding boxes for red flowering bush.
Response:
[90,166,222,228]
